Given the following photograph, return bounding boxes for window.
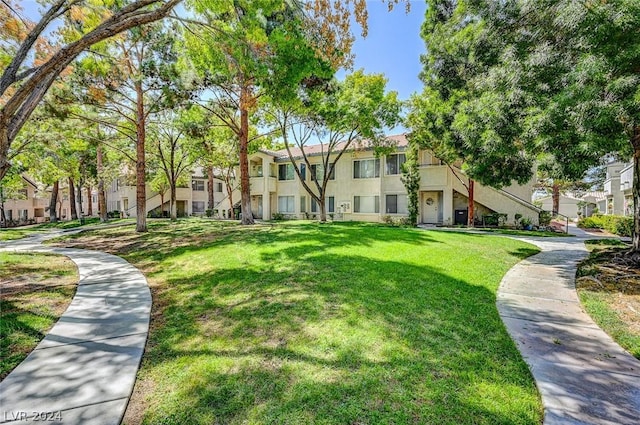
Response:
[19,209,28,220]
[300,163,306,180]
[278,196,295,213]
[311,164,335,181]
[192,201,205,214]
[386,153,406,175]
[300,196,306,213]
[311,196,335,213]
[278,164,295,181]
[353,195,380,213]
[192,180,205,191]
[215,182,223,192]
[385,194,409,214]
[353,159,380,178]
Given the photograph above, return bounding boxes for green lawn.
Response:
[53,220,542,424]
[0,252,78,379]
[577,240,640,359]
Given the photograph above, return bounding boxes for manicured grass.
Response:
[0,252,78,379]
[53,220,542,424]
[577,240,640,359]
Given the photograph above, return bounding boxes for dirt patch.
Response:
[576,243,640,347]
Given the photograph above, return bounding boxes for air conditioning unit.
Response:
[339,201,351,213]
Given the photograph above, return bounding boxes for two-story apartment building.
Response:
[103,134,540,224]
[105,167,234,218]
[247,134,540,225]
[0,175,77,226]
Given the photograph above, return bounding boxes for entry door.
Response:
[421,192,439,223]
[252,195,263,219]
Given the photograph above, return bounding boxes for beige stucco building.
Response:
[246,134,540,225]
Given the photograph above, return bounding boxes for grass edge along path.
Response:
[0,252,79,379]
[576,239,640,360]
[51,220,543,425]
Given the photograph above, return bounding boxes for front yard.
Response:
[51,220,542,424]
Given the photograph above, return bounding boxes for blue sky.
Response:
[347,1,427,102]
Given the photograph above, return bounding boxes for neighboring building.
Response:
[247,134,540,225]
[105,167,234,218]
[538,191,606,220]
[0,175,77,226]
[603,161,626,215]
[619,162,634,216]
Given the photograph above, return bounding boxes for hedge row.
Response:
[578,214,634,237]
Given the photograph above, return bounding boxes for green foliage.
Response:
[578,215,633,237]
[538,211,552,227]
[401,143,420,226]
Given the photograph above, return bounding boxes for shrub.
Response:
[205,209,213,217]
[272,212,285,221]
[578,214,633,237]
[539,211,552,226]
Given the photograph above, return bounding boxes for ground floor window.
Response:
[300,196,306,213]
[354,195,379,213]
[311,196,334,213]
[385,194,409,214]
[278,196,295,213]
[18,209,28,220]
[192,201,205,214]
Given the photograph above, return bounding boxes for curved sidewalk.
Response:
[497,233,640,424]
[0,232,151,425]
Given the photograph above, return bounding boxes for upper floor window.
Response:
[192,180,205,191]
[385,153,406,175]
[311,164,335,181]
[278,163,295,181]
[353,158,380,179]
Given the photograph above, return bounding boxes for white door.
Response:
[421,192,439,223]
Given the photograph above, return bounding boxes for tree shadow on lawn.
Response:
[139,250,542,425]
[57,222,440,266]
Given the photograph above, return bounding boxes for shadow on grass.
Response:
[141,248,540,424]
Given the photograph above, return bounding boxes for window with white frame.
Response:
[192,180,205,191]
[385,153,406,175]
[278,196,295,213]
[278,164,295,181]
[192,201,205,214]
[300,196,306,213]
[353,195,379,213]
[311,196,335,213]
[215,182,223,192]
[311,164,335,181]
[385,194,409,214]
[300,163,306,180]
[353,159,380,178]
[19,209,28,220]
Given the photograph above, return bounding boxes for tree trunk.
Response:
[77,177,84,216]
[467,179,475,227]
[0,126,9,182]
[49,180,58,223]
[87,186,93,216]
[208,166,215,211]
[226,179,233,220]
[170,184,177,221]
[160,192,165,217]
[239,84,254,225]
[319,196,327,223]
[552,182,560,216]
[135,81,147,232]
[631,129,640,253]
[68,177,78,220]
[97,145,107,223]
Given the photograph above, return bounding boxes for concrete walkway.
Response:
[0,230,150,425]
[496,227,640,424]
